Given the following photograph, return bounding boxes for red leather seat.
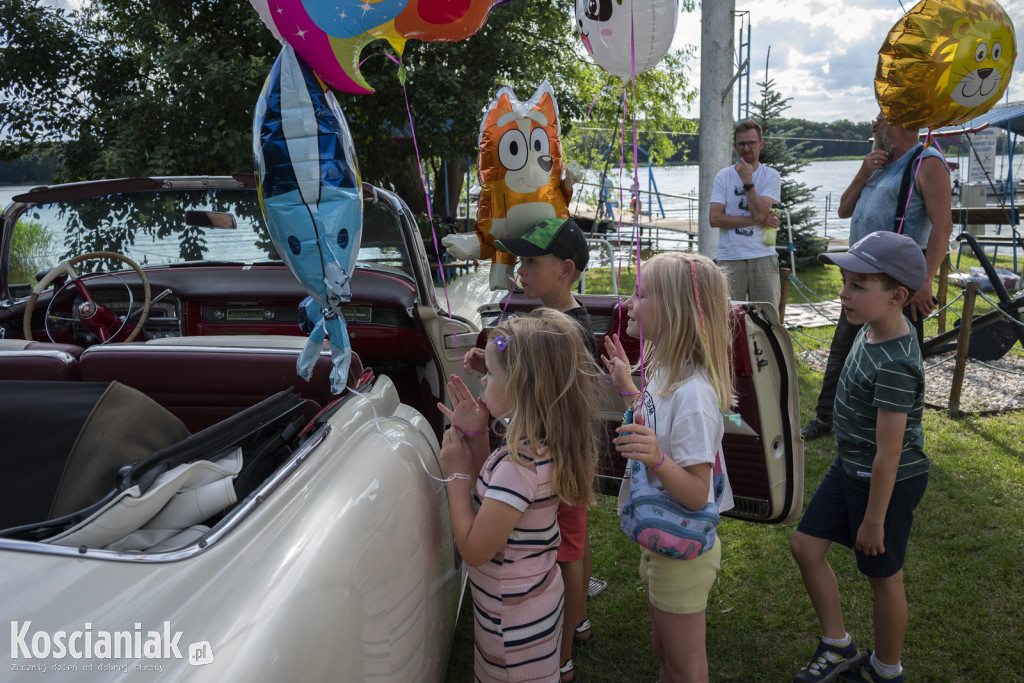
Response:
[78,336,363,432]
[0,340,85,381]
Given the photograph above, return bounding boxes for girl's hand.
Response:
[437,373,489,434]
[440,426,473,480]
[612,418,661,469]
[855,520,886,556]
[601,334,636,396]
[462,347,486,375]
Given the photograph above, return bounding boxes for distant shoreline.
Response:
[632,155,869,168]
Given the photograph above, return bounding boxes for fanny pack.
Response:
[620,451,725,560]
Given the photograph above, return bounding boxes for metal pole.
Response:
[698,0,736,259]
[736,23,743,123]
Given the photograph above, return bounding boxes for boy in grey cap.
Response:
[790,231,930,683]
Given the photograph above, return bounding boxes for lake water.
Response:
[589,152,1023,243]
[3,152,1018,243]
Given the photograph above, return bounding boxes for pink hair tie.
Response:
[617,389,640,396]
[457,427,488,436]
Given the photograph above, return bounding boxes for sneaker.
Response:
[842,653,904,682]
[800,417,833,441]
[793,637,864,682]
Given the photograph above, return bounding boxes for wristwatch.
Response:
[742,183,755,191]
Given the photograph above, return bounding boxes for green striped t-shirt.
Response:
[833,323,930,482]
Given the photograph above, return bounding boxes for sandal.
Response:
[800,417,833,441]
[573,619,595,648]
[559,658,580,683]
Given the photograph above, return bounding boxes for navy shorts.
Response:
[797,458,928,578]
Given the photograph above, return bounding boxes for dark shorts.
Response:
[797,458,928,578]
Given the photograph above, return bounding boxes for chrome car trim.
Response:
[80,344,332,357]
[0,425,331,562]
[0,349,76,365]
[201,424,331,547]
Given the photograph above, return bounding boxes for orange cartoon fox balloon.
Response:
[442,82,574,290]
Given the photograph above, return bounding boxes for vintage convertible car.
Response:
[0,176,803,680]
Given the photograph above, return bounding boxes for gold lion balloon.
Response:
[875,0,1017,130]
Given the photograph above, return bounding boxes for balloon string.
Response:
[363,51,467,378]
[586,84,621,119]
[617,84,629,343]
[628,0,646,402]
[494,273,521,327]
[346,382,469,486]
[357,52,392,69]
[896,130,945,235]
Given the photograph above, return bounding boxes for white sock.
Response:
[871,651,903,678]
[822,632,851,647]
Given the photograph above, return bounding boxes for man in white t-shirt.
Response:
[709,120,783,308]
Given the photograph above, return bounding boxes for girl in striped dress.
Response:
[438,309,598,682]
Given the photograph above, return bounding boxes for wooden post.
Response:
[779,267,791,323]
[948,280,978,418]
[937,254,950,334]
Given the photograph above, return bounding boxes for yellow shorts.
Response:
[639,536,721,615]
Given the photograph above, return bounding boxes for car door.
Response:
[475,292,804,524]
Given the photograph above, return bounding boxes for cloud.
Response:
[677,0,1024,123]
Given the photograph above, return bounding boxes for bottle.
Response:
[764,209,779,246]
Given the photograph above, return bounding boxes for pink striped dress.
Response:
[469,444,563,682]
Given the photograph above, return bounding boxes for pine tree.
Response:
[751,76,827,269]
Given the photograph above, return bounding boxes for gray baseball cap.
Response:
[817,231,927,291]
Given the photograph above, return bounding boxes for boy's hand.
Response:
[437,373,489,434]
[855,520,886,556]
[462,347,487,374]
[601,333,636,396]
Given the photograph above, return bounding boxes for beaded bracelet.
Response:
[652,449,667,470]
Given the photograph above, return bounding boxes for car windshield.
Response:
[6,186,412,288]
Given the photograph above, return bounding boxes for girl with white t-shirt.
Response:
[602,252,736,683]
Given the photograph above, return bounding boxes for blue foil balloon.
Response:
[254,44,362,394]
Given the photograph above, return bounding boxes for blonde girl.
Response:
[438,308,598,682]
[601,252,736,683]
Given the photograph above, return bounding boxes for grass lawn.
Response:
[443,257,1024,682]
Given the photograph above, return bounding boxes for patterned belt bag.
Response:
[620,451,725,560]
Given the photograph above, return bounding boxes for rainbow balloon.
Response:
[250,0,502,94]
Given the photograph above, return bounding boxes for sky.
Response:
[672,0,1024,123]
[37,0,1024,125]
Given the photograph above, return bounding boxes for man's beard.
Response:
[872,128,894,156]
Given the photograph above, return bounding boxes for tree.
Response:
[1,0,275,180]
[751,75,827,269]
[1,0,697,220]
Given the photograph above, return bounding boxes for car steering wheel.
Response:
[23,251,151,344]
